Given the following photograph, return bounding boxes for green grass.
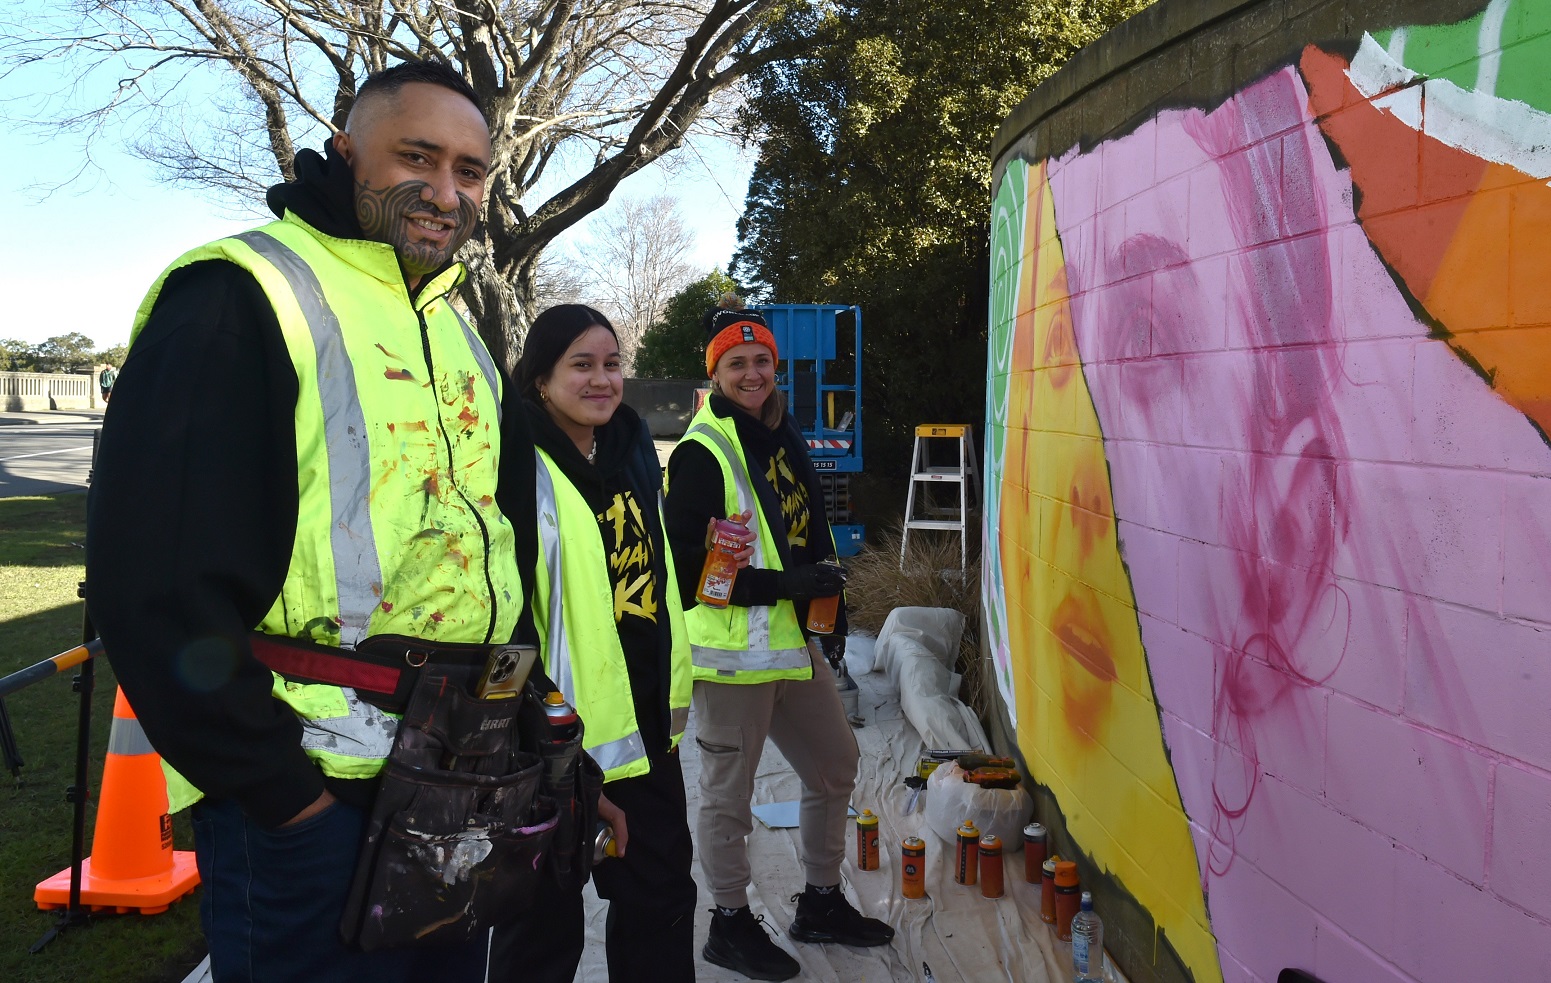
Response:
[0,496,204,983]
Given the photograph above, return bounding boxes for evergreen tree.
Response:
[634,270,743,379]
[733,0,1150,480]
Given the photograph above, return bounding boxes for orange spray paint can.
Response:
[979,834,1004,899]
[1055,860,1081,941]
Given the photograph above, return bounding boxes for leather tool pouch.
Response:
[339,665,562,950]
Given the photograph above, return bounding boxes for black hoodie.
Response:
[511,398,677,757]
[85,146,532,827]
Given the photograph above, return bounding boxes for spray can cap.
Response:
[544,691,566,707]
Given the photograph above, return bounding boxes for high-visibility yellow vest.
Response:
[130,213,522,809]
[532,449,691,782]
[674,403,812,685]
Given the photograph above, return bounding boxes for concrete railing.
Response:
[0,371,101,411]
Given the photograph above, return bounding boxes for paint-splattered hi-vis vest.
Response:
[129,212,523,810]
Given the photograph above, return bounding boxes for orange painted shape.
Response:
[1302,44,1551,437]
[1300,46,1475,301]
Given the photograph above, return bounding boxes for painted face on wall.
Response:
[333,82,490,288]
[1038,60,1551,983]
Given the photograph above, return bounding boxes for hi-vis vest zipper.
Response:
[129,214,523,810]
[533,448,691,782]
[674,402,812,685]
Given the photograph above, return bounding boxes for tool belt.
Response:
[250,633,602,951]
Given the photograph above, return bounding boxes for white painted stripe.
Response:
[236,231,384,648]
[1349,32,1551,180]
[1476,0,1511,98]
[1385,26,1408,63]
[0,446,90,462]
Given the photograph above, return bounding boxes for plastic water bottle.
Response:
[1071,891,1104,982]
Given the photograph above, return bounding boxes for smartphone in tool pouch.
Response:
[340,648,584,950]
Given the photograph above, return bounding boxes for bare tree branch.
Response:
[2,0,807,362]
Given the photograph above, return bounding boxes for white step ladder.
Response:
[900,424,981,571]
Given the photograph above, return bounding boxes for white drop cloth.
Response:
[572,651,1078,983]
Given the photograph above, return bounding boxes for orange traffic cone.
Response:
[35,687,200,914]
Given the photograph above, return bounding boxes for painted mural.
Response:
[986,3,1551,982]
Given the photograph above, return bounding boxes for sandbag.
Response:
[922,760,1032,851]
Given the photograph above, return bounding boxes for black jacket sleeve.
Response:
[85,260,320,829]
[663,439,780,610]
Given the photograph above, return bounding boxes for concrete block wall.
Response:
[984,2,1551,981]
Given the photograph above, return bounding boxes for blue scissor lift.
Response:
[755,304,865,556]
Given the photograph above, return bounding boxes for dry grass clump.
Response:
[843,523,992,723]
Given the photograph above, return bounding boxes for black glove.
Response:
[820,634,846,670]
[776,562,846,600]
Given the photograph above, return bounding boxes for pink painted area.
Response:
[1390,846,1551,982]
[1311,924,1415,983]
[1324,696,1490,880]
[1406,599,1551,772]
[1490,763,1551,922]
[1041,61,1551,982]
[1204,858,1318,983]
[1502,474,1551,623]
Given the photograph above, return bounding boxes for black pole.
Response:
[29,584,97,954]
[0,696,22,782]
[30,436,101,953]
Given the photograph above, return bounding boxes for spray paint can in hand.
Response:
[695,518,748,608]
[979,833,1004,899]
[902,836,927,899]
[593,821,619,865]
[954,819,980,886]
[856,809,880,870]
[805,559,844,633]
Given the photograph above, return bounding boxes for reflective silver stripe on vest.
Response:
[237,231,383,649]
[296,687,398,759]
[690,642,810,672]
[107,714,156,757]
[451,307,502,424]
[589,730,647,776]
[669,705,689,738]
[533,453,647,772]
[685,422,784,657]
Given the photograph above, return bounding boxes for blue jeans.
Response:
[191,796,488,983]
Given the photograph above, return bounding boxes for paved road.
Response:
[0,423,98,498]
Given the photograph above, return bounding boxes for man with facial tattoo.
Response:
[86,61,527,983]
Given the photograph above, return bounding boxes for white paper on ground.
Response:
[568,636,1090,983]
[751,800,860,829]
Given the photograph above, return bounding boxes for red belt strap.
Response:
[249,634,404,699]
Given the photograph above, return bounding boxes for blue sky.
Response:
[3,32,754,349]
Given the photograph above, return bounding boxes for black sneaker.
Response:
[703,906,801,981]
[787,887,896,947]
